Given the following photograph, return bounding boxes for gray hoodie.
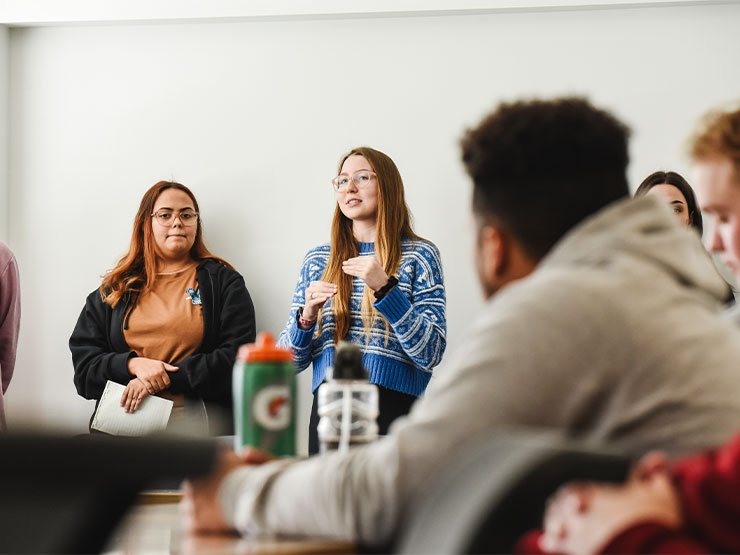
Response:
[219,196,740,545]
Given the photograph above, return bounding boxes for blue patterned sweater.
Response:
[277,239,447,396]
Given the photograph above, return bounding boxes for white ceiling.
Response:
[0,0,735,26]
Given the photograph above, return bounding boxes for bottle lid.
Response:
[236,332,294,363]
[331,341,369,380]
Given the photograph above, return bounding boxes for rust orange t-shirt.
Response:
[124,263,204,419]
[125,263,203,364]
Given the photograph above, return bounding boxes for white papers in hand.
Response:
[91,380,173,436]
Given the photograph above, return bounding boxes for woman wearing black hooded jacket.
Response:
[70,181,255,434]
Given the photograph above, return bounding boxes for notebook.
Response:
[91,380,173,436]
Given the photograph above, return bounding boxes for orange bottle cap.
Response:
[237,332,294,363]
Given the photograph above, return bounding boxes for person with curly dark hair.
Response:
[181,98,740,549]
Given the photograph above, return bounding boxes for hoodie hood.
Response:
[542,195,730,303]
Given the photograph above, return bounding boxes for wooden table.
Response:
[103,492,355,554]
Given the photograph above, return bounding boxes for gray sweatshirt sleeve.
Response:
[216,287,590,546]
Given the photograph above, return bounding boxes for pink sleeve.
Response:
[0,245,20,394]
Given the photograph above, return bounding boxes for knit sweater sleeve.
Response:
[277,247,327,372]
[374,241,446,371]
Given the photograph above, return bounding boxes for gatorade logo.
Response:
[252,385,291,431]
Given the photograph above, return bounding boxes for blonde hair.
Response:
[690,103,740,175]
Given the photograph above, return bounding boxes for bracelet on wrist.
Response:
[374,276,399,300]
[297,307,317,328]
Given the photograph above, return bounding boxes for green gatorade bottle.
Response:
[233,332,296,456]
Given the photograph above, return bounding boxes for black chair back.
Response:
[395,432,630,554]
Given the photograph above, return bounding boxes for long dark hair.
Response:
[634,171,703,235]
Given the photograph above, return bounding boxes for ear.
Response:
[478,224,508,283]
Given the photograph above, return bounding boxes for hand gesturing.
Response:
[342,256,388,291]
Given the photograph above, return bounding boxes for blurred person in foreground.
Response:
[182,98,740,549]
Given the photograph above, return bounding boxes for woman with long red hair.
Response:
[70,181,255,434]
[278,147,447,454]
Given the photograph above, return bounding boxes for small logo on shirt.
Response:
[185,288,202,305]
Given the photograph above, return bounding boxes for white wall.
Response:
[5,3,740,453]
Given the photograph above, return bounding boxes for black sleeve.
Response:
[69,290,135,400]
[168,271,256,405]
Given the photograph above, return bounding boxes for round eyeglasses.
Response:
[151,209,199,227]
[331,170,376,192]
